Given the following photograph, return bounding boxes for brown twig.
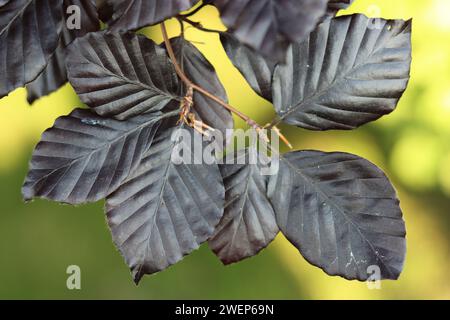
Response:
[271,126,293,149]
[177,16,221,34]
[160,22,292,148]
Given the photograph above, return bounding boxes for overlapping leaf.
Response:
[221,33,275,102]
[25,0,100,103]
[209,148,278,264]
[22,108,169,204]
[212,0,328,60]
[106,120,225,283]
[107,0,201,32]
[268,150,406,280]
[0,0,64,98]
[13,0,413,284]
[166,36,233,143]
[272,14,412,130]
[25,40,68,104]
[66,32,180,120]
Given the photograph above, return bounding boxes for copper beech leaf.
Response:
[107,0,201,32]
[66,32,181,120]
[26,0,101,104]
[272,14,412,130]
[22,108,173,204]
[220,33,276,102]
[0,0,64,98]
[209,148,279,264]
[25,39,68,104]
[212,0,328,61]
[268,151,406,281]
[106,119,225,283]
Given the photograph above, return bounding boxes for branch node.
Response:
[160,22,292,149]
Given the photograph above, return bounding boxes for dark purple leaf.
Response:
[25,40,68,104]
[66,32,181,120]
[272,14,412,130]
[209,148,278,264]
[22,108,170,204]
[106,120,225,283]
[220,33,275,102]
[0,0,64,98]
[212,0,328,61]
[268,150,406,280]
[107,0,201,32]
[26,0,101,103]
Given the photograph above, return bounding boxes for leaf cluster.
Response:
[0,0,411,283]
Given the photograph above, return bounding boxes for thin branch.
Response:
[177,16,222,34]
[160,22,292,148]
[161,22,258,128]
[272,126,292,149]
[161,22,193,87]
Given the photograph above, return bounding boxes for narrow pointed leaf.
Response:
[108,0,201,32]
[26,0,100,103]
[166,36,234,143]
[0,0,64,98]
[272,14,412,130]
[268,150,406,281]
[22,108,167,204]
[212,0,328,60]
[106,121,225,283]
[209,148,278,264]
[221,33,275,102]
[66,32,180,120]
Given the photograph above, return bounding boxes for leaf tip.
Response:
[132,268,144,285]
[21,185,34,203]
[405,18,413,32]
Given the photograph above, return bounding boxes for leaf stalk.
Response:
[160,22,292,148]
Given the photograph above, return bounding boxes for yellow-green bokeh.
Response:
[0,0,449,299]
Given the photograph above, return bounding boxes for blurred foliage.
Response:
[0,0,449,299]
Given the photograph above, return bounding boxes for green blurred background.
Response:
[0,0,449,299]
